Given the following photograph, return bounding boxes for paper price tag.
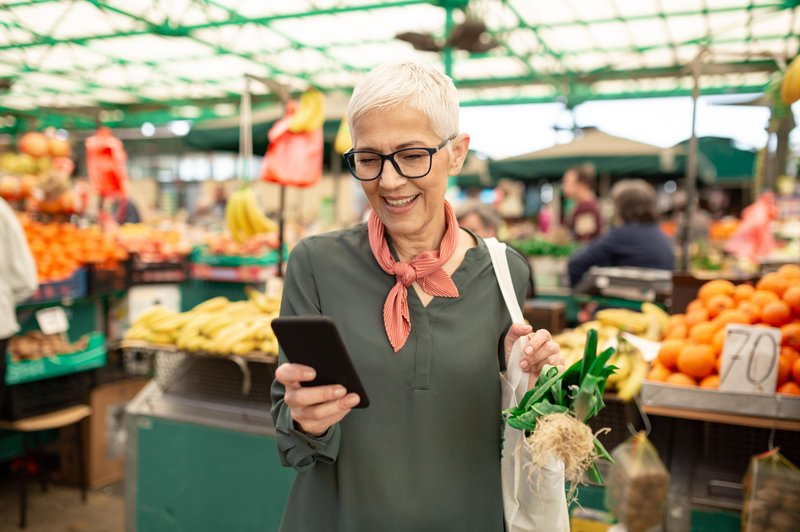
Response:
[35,307,69,336]
[719,324,780,394]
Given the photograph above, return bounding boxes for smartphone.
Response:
[271,315,370,408]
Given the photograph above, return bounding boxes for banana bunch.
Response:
[553,320,619,368]
[288,89,325,133]
[594,304,669,341]
[782,56,800,105]
[606,336,649,401]
[225,187,278,243]
[123,289,282,356]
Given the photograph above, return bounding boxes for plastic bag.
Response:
[85,127,129,199]
[724,192,777,261]
[259,102,323,188]
[741,449,800,532]
[605,432,670,532]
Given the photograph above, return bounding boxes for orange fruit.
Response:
[647,363,672,382]
[784,285,800,315]
[700,375,720,389]
[778,355,791,387]
[752,290,780,308]
[793,357,800,383]
[716,354,724,373]
[777,264,800,280]
[689,322,718,345]
[665,322,688,340]
[737,301,761,324]
[686,299,706,314]
[698,280,735,304]
[762,301,792,327]
[686,308,710,328]
[666,372,697,387]
[781,346,800,366]
[780,322,800,350]
[677,344,716,379]
[667,314,686,328]
[756,273,789,297]
[713,309,750,329]
[733,283,755,303]
[777,381,800,395]
[712,328,727,357]
[706,294,735,319]
[658,339,685,370]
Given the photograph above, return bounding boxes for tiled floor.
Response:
[0,474,124,532]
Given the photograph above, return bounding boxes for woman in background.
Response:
[568,179,675,287]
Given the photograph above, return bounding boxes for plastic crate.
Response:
[128,253,189,285]
[87,259,131,296]
[190,245,286,267]
[5,332,107,385]
[26,267,88,304]
[1,371,90,421]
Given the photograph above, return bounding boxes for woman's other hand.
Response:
[275,362,361,437]
[504,324,564,389]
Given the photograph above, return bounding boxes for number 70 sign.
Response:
[719,324,781,394]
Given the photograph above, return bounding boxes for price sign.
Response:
[719,324,780,394]
[35,307,69,336]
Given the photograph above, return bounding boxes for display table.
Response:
[644,405,800,432]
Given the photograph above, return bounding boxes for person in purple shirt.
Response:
[568,179,675,287]
[563,164,603,242]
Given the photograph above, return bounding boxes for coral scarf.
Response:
[369,201,460,352]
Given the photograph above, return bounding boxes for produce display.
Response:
[201,233,279,258]
[20,216,128,282]
[124,287,281,356]
[116,223,191,262]
[648,266,800,394]
[510,238,577,257]
[225,187,278,244]
[605,432,670,532]
[7,331,91,362]
[553,303,668,400]
[741,449,800,532]
[504,330,616,487]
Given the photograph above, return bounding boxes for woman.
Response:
[0,197,38,407]
[567,179,675,287]
[271,62,562,531]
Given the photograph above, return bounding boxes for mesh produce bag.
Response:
[604,432,670,532]
[742,449,800,532]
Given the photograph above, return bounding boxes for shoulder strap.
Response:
[484,237,524,324]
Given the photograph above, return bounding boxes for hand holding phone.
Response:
[272,316,370,436]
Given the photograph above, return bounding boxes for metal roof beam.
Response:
[0,0,433,50]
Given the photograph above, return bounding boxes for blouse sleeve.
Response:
[270,239,342,471]
[2,201,37,303]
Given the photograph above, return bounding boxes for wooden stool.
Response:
[0,405,92,529]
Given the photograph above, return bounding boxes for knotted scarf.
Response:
[368,201,460,352]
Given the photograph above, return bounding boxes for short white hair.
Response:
[348,61,460,141]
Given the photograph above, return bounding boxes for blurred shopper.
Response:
[455,200,500,238]
[456,201,536,298]
[562,164,602,242]
[568,179,675,287]
[0,197,38,407]
[270,62,562,531]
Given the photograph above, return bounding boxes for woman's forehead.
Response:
[351,106,438,148]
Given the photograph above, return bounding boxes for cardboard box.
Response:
[61,378,148,487]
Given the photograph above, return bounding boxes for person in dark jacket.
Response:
[568,179,674,287]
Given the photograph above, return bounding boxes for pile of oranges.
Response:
[20,217,129,282]
[649,264,800,395]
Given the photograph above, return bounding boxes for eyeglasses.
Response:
[343,135,456,182]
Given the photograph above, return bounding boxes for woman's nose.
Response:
[378,159,406,189]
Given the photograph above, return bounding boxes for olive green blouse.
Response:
[270,223,529,532]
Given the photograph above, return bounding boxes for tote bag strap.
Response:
[485,237,526,396]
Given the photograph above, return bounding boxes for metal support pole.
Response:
[443,4,454,77]
[277,185,286,278]
[681,58,701,272]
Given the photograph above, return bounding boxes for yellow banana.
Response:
[334,115,352,154]
[232,189,255,238]
[193,297,231,313]
[596,309,650,335]
[782,57,800,105]
[617,354,649,401]
[132,306,175,328]
[289,89,325,133]
[606,353,632,388]
[150,312,194,333]
[226,191,244,243]
[241,188,278,235]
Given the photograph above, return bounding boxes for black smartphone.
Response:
[271,315,370,408]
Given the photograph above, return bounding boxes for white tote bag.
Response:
[485,238,570,532]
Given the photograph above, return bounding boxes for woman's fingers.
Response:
[504,323,533,361]
[292,394,361,437]
[275,362,317,387]
[285,384,347,408]
[519,329,556,371]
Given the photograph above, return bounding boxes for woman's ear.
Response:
[448,133,471,175]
